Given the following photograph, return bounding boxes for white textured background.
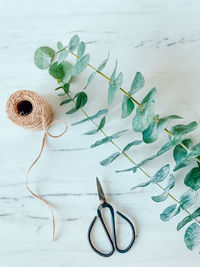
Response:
[0,0,200,266]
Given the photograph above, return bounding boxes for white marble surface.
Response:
[0,0,200,266]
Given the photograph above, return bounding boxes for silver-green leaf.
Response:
[160,204,181,222]
[129,72,145,95]
[184,167,200,190]
[34,46,55,70]
[121,96,134,119]
[72,54,90,76]
[71,109,108,126]
[132,88,157,132]
[184,223,200,250]
[108,72,123,105]
[69,34,80,52]
[177,208,200,231]
[100,152,121,166]
[179,188,198,210]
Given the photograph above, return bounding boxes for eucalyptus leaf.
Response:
[170,121,198,136]
[59,50,68,63]
[108,72,123,104]
[100,152,121,166]
[177,208,200,231]
[71,109,108,126]
[72,54,90,76]
[184,222,200,250]
[61,61,73,83]
[160,204,181,222]
[142,114,182,144]
[34,46,55,69]
[63,83,70,94]
[97,54,109,72]
[121,96,134,119]
[91,129,128,148]
[173,139,192,171]
[187,142,200,159]
[49,61,65,79]
[77,41,86,59]
[132,88,157,132]
[123,140,142,152]
[76,92,88,109]
[83,129,98,135]
[156,134,184,157]
[60,99,73,106]
[179,188,198,210]
[66,107,77,114]
[57,41,63,50]
[84,72,97,89]
[151,164,170,183]
[69,34,80,52]
[128,72,145,95]
[131,181,151,190]
[151,174,175,202]
[184,167,200,190]
[98,117,106,131]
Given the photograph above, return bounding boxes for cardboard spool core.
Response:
[17,100,33,116]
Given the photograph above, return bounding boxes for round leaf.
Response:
[34,46,55,69]
[184,167,200,190]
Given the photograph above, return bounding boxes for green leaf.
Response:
[160,204,181,222]
[61,61,73,83]
[66,107,77,114]
[156,134,184,157]
[100,152,121,166]
[108,72,123,104]
[122,140,142,152]
[77,41,86,60]
[72,54,90,76]
[59,50,68,63]
[132,88,157,132]
[179,188,198,210]
[170,121,198,136]
[151,164,170,183]
[151,174,175,202]
[49,61,65,79]
[129,72,145,95]
[116,155,156,173]
[34,46,55,70]
[98,117,106,131]
[60,99,73,106]
[63,83,70,94]
[57,41,63,50]
[131,181,150,190]
[83,129,98,135]
[177,208,200,231]
[184,167,200,190]
[97,54,109,72]
[187,143,200,159]
[91,129,128,148]
[76,92,88,109]
[49,61,72,82]
[121,96,134,118]
[173,139,192,171]
[84,72,97,89]
[184,223,200,250]
[71,109,108,126]
[142,114,182,144]
[69,34,80,52]
[57,93,66,96]
[84,54,110,89]
[142,114,159,143]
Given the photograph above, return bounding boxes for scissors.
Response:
[88,177,136,257]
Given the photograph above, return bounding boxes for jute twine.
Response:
[6,90,68,241]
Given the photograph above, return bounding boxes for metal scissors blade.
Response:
[96,177,106,203]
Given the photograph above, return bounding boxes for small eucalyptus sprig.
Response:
[34,34,200,251]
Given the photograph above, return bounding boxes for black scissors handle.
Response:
[88,202,136,257]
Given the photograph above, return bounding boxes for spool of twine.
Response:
[6,90,68,241]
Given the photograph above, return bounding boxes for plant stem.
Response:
[63,89,199,225]
[69,51,199,163]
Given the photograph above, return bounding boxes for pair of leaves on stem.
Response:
[100,140,142,166]
[121,72,145,119]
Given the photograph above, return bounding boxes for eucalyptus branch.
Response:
[64,88,199,226]
[68,50,200,164]
[34,34,200,250]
